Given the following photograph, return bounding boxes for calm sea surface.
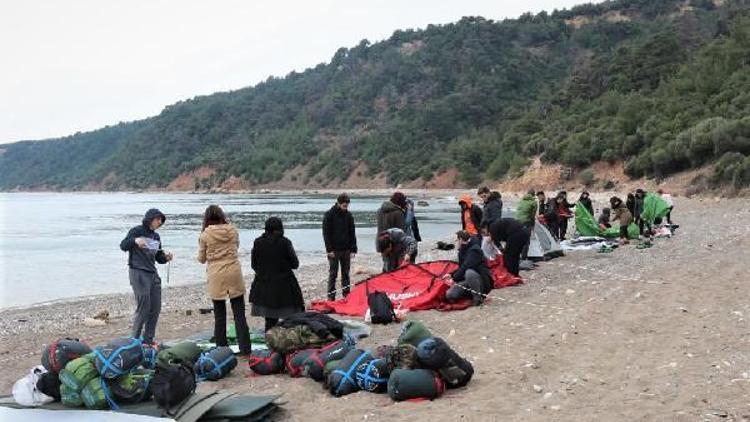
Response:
[0,192,467,308]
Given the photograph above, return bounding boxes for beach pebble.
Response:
[533,384,543,393]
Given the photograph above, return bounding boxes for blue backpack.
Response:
[94,338,144,379]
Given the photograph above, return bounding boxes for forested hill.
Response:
[2,0,750,191]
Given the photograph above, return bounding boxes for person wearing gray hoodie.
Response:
[119,208,173,344]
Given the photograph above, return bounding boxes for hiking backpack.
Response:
[36,371,61,402]
[151,362,196,409]
[41,338,92,374]
[368,291,396,324]
[94,337,144,378]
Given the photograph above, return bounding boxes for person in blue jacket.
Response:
[119,208,173,344]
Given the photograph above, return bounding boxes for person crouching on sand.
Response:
[119,208,173,345]
[444,231,493,306]
[197,205,252,356]
[376,228,418,273]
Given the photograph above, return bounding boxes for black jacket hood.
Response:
[142,208,166,228]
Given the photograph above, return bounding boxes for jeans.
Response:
[213,295,252,355]
[446,269,484,305]
[129,268,162,344]
[327,251,351,300]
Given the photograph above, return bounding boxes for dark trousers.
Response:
[666,206,674,224]
[521,222,534,259]
[213,295,252,355]
[504,231,530,277]
[558,218,569,241]
[129,268,162,344]
[637,217,645,235]
[327,251,351,300]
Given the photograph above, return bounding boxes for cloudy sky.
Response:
[0,0,597,144]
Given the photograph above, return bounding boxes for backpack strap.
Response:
[99,377,119,410]
[332,351,370,395]
[355,359,388,390]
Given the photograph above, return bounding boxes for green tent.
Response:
[640,193,671,225]
[575,203,639,239]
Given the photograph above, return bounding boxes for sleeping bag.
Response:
[355,358,390,393]
[157,341,202,366]
[303,340,353,382]
[59,353,98,392]
[416,337,474,388]
[326,349,373,397]
[247,350,285,375]
[81,377,108,410]
[107,368,154,404]
[397,321,433,347]
[60,383,83,407]
[285,349,317,378]
[387,369,445,401]
[194,347,237,381]
[42,338,92,374]
[94,337,143,378]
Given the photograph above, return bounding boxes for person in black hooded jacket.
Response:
[578,191,595,216]
[478,187,503,230]
[445,231,493,306]
[120,208,173,344]
[322,194,357,300]
[489,218,530,277]
[250,217,305,331]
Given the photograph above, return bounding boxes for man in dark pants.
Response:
[322,193,357,300]
[444,231,493,306]
[120,209,173,344]
[489,218,530,277]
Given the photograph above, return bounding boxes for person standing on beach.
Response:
[478,186,503,230]
[376,192,407,234]
[119,208,173,344]
[197,205,252,356]
[403,198,421,263]
[322,194,357,301]
[458,193,483,236]
[249,217,305,332]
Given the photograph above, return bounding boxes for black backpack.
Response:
[368,290,396,324]
[150,362,196,409]
[36,371,61,401]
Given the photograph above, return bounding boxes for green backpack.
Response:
[157,342,202,366]
[81,377,108,410]
[60,383,83,407]
[59,353,97,392]
[109,368,154,404]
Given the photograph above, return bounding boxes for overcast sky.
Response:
[0,0,598,144]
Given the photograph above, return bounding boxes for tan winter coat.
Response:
[197,224,245,300]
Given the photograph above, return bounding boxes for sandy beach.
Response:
[1,196,749,421]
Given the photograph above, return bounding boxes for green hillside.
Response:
[2,0,749,190]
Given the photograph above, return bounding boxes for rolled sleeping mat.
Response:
[194,347,237,381]
[355,358,390,393]
[285,349,317,377]
[94,337,144,379]
[304,340,353,382]
[107,368,154,405]
[81,378,109,410]
[397,321,433,347]
[416,337,473,388]
[387,369,445,401]
[42,338,92,374]
[247,349,285,375]
[326,349,373,397]
[60,383,83,407]
[157,341,202,366]
[59,353,97,392]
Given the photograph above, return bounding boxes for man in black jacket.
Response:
[489,218,530,277]
[478,187,503,230]
[322,194,357,300]
[120,208,173,344]
[445,231,493,306]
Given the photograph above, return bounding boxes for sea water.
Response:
[0,192,463,308]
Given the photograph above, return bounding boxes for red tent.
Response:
[309,258,521,317]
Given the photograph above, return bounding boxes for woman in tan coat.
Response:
[197,205,252,355]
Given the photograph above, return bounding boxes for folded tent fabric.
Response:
[641,193,671,225]
[575,204,639,239]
